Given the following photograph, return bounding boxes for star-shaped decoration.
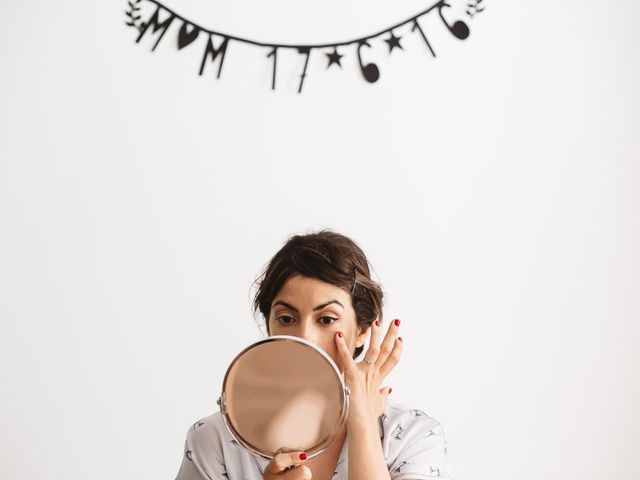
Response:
[326,48,344,69]
[384,31,403,54]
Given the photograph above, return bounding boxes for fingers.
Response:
[263,451,309,477]
[378,335,402,379]
[334,331,357,376]
[374,319,401,374]
[376,385,393,416]
[264,464,312,480]
[380,385,392,398]
[278,464,312,480]
[362,318,381,366]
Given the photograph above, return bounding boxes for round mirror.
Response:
[217,335,350,460]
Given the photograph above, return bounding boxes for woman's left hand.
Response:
[334,318,403,426]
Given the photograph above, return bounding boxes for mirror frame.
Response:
[217,335,350,460]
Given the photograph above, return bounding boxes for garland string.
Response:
[126,0,483,92]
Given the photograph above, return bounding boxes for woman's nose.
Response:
[296,321,319,345]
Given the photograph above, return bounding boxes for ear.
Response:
[355,321,372,349]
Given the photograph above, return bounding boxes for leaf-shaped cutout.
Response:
[177,22,200,49]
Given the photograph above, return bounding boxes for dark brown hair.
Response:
[253,230,383,359]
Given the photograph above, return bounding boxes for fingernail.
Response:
[394,319,401,327]
[389,387,393,394]
[398,337,403,342]
[337,332,343,338]
[375,320,380,327]
[299,452,307,460]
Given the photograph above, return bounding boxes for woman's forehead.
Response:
[274,275,351,307]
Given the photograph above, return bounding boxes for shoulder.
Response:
[177,412,265,480]
[381,399,453,480]
[186,411,228,446]
[381,398,445,442]
[180,412,234,476]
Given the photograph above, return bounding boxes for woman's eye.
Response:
[278,316,295,325]
[319,316,338,326]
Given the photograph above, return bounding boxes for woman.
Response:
[175,230,452,480]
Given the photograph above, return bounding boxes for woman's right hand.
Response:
[262,450,311,480]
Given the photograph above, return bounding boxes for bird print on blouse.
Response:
[391,423,405,440]
[333,458,345,477]
[220,464,228,479]
[193,421,205,430]
[184,448,217,480]
[392,460,409,474]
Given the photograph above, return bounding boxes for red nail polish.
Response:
[299,452,307,460]
[375,320,380,327]
[337,332,343,338]
[389,388,393,394]
[394,319,401,327]
[398,337,403,342]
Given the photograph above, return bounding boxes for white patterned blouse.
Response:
[175,398,452,480]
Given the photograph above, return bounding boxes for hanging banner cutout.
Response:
[125,0,485,93]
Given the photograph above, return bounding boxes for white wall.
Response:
[1,0,638,479]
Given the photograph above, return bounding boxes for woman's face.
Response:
[267,274,370,369]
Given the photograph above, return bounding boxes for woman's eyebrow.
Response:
[272,300,299,312]
[313,300,344,311]
[272,300,344,312]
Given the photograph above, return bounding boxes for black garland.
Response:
[466,0,485,18]
[125,0,484,93]
[124,0,143,31]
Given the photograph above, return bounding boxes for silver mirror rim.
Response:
[218,335,350,460]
